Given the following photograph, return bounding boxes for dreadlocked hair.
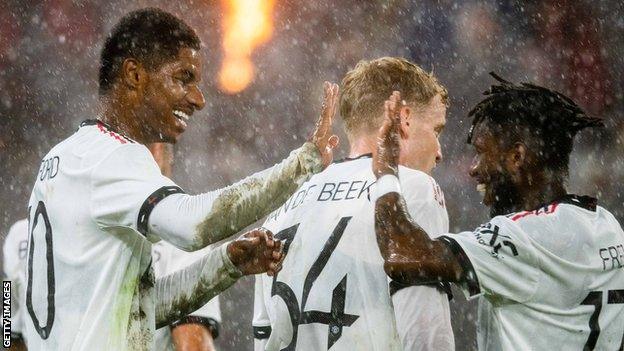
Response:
[467,72,603,178]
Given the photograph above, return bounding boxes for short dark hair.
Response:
[98,8,201,95]
[468,73,603,178]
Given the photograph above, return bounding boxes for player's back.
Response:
[24,121,165,350]
[254,156,446,351]
[477,196,624,350]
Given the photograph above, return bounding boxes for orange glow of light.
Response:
[219,0,276,94]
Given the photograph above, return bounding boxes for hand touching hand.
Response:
[226,228,284,276]
[309,81,340,168]
[373,91,402,179]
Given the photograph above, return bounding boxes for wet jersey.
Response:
[441,195,624,350]
[24,120,177,350]
[152,241,221,351]
[253,156,452,351]
[2,219,29,343]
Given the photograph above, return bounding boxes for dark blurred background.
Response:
[1,0,622,350]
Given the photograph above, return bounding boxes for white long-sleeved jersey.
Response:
[253,156,454,351]
[440,195,624,350]
[24,119,321,350]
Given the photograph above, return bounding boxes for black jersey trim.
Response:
[389,280,453,301]
[332,153,372,164]
[137,186,185,236]
[171,316,220,339]
[253,325,272,339]
[438,236,481,296]
[558,194,597,212]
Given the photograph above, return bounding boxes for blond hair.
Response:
[339,57,448,137]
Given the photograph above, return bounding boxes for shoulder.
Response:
[398,166,445,208]
[75,120,147,169]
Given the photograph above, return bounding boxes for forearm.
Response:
[150,142,322,250]
[375,193,461,284]
[155,244,242,328]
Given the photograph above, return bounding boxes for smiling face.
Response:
[468,122,524,217]
[137,47,206,143]
[399,94,447,175]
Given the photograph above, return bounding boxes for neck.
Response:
[520,168,567,211]
[521,182,567,211]
[98,93,145,144]
[490,169,568,218]
[348,134,378,158]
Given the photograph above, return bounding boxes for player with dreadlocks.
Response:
[372,74,624,350]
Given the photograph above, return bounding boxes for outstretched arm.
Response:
[149,82,340,251]
[373,91,462,285]
[156,228,283,328]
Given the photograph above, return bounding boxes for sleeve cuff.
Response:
[220,244,243,279]
[373,174,401,202]
[298,142,324,176]
[253,325,272,340]
[438,236,481,298]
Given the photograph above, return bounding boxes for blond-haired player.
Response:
[253,57,453,351]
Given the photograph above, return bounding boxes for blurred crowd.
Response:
[1,0,622,349]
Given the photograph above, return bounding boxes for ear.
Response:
[504,142,527,174]
[121,58,146,91]
[398,105,411,140]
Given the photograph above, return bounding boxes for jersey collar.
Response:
[333,153,372,164]
[79,119,137,144]
[557,194,597,212]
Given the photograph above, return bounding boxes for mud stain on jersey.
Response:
[194,143,322,248]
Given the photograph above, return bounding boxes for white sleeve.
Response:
[155,244,241,328]
[90,144,180,241]
[439,216,541,302]
[253,275,271,351]
[152,243,222,323]
[149,142,323,251]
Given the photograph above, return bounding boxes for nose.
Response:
[435,149,443,164]
[187,85,206,111]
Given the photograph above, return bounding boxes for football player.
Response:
[2,219,29,351]
[373,76,624,350]
[24,8,338,351]
[253,57,454,351]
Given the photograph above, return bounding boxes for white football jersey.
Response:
[440,195,624,350]
[24,120,180,350]
[253,156,453,351]
[2,219,29,343]
[152,241,221,351]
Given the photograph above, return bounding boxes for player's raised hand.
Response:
[309,81,340,168]
[226,228,284,276]
[373,91,402,178]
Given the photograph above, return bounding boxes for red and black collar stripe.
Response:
[80,119,135,144]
